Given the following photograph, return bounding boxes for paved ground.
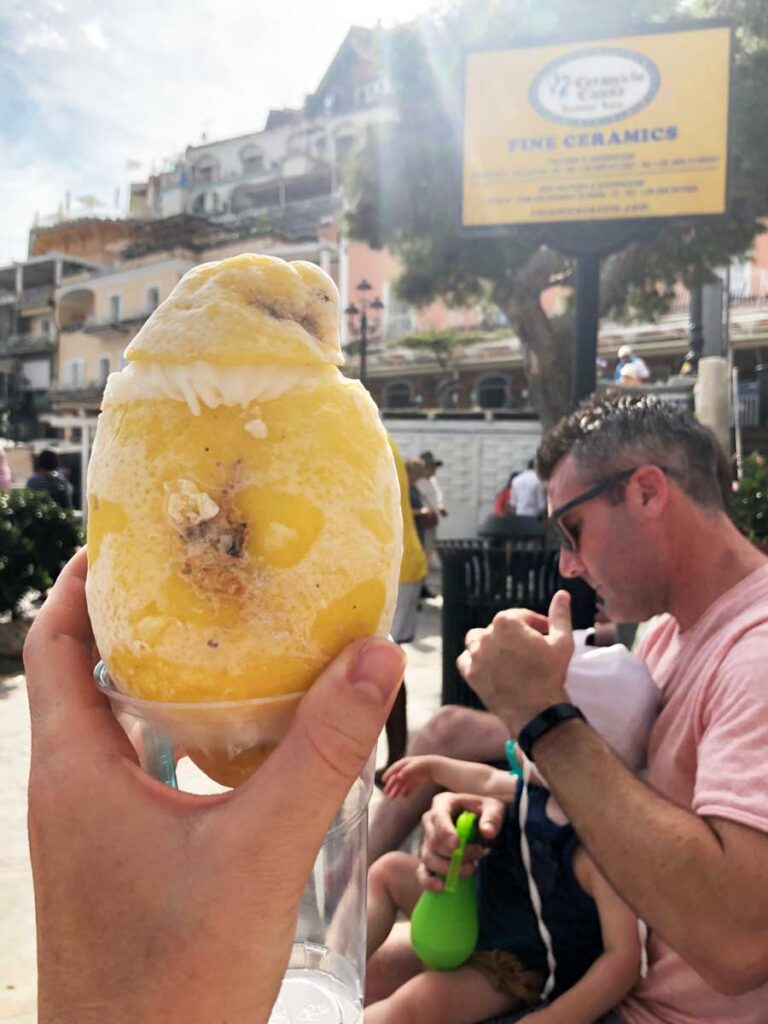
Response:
[0,592,444,1023]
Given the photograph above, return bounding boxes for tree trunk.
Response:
[497,247,573,431]
[508,297,571,431]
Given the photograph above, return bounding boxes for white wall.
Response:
[385,418,542,539]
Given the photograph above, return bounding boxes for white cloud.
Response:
[16,23,69,54]
[1,0,433,264]
[79,20,109,49]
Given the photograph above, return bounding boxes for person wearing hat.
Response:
[613,345,650,386]
[416,451,448,579]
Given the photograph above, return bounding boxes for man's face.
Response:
[547,454,666,623]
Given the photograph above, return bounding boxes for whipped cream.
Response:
[102,361,330,416]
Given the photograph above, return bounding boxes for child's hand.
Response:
[382,756,434,798]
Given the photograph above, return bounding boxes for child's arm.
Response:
[382,754,518,801]
[518,852,641,1024]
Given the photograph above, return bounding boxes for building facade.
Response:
[0,252,98,439]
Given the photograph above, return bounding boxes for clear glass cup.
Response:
[95,662,372,1023]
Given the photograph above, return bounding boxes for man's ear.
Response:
[632,465,670,517]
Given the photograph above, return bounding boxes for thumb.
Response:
[238,637,405,870]
[547,590,573,651]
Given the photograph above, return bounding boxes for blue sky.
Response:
[0,0,433,265]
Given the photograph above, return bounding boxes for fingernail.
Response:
[351,639,405,703]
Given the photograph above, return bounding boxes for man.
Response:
[416,450,448,572]
[613,344,650,385]
[26,449,73,509]
[508,458,546,517]
[369,393,768,1021]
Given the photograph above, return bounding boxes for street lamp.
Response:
[344,278,384,389]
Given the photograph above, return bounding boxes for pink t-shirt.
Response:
[620,564,768,1024]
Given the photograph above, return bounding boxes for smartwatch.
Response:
[517,703,586,761]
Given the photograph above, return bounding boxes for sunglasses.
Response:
[551,465,670,553]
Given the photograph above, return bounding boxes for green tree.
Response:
[347,0,768,427]
[0,490,83,619]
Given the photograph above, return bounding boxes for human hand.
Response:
[457,590,574,736]
[381,755,436,798]
[25,549,405,1024]
[415,791,505,893]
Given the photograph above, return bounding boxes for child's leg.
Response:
[367,851,423,959]
[364,963,525,1024]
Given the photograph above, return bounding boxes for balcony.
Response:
[80,310,151,334]
[0,334,57,357]
[19,285,54,313]
[48,381,106,406]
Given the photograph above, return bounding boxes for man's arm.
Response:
[532,720,768,996]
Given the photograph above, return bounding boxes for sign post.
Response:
[460,21,733,410]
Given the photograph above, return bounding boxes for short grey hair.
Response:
[536,391,729,509]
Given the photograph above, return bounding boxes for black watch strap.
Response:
[517,703,586,761]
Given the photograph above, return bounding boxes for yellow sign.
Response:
[462,25,732,228]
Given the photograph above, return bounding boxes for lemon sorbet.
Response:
[86,255,402,783]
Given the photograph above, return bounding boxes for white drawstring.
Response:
[518,760,557,1001]
[514,749,649,999]
[638,918,649,979]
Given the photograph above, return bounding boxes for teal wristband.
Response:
[505,738,523,778]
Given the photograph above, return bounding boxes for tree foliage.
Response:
[731,452,768,544]
[0,490,83,618]
[347,0,768,427]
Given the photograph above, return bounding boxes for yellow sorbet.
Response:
[86,254,402,784]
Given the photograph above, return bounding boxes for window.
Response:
[475,375,510,410]
[98,357,111,384]
[109,295,121,322]
[383,381,413,409]
[146,287,160,312]
[194,158,218,183]
[241,146,264,174]
[67,359,85,386]
[192,193,206,214]
[40,318,51,337]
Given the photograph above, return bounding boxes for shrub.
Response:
[0,489,83,619]
[730,453,768,547]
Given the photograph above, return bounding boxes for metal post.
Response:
[359,308,368,389]
[572,252,600,408]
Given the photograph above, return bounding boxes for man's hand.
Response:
[415,791,505,893]
[456,590,574,736]
[25,549,406,1024]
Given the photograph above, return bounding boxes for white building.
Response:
[129,26,396,234]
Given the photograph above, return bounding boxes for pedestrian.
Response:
[381,441,430,772]
[26,449,73,508]
[508,459,546,518]
[416,451,448,570]
[613,345,650,385]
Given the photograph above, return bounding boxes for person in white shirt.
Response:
[614,345,650,386]
[509,460,547,518]
[416,451,448,571]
